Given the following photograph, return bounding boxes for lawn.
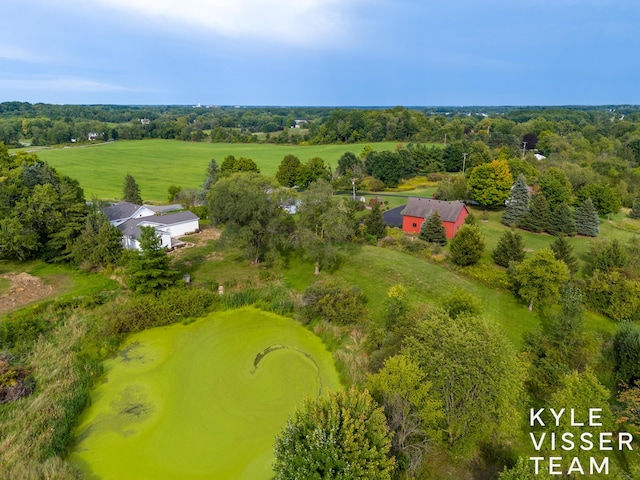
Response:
[35,140,400,202]
[69,307,341,479]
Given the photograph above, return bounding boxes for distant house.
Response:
[103,202,199,250]
[401,197,469,239]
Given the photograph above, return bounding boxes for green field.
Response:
[35,140,400,202]
[69,307,341,479]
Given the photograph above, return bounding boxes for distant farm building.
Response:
[401,198,468,239]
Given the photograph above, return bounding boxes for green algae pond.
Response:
[69,308,342,479]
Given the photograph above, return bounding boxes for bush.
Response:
[464,264,512,290]
[301,281,367,325]
[450,225,485,266]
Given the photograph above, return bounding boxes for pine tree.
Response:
[547,202,577,236]
[575,198,599,237]
[364,201,387,239]
[501,174,530,227]
[126,226,178,294]
[450,224,485,266]
[123,173,142,204]
[463,211,477,225]
[630,199,640,219]
[550,235,579,275]
[520,193,550,233]
[492,229,525,268]
[419,211,447,245]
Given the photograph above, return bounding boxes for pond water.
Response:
[69,307,341,479]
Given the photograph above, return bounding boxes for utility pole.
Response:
[444,133,447,146]
[351,178,356,201]
[522,141,527,159]
[462,153,468,174]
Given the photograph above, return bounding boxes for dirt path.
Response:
[0,273,54,315]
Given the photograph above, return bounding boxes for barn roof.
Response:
[401,197,467,222]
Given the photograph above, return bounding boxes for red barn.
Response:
[401,198,469,239]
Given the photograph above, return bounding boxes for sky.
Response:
[1,0,639,106]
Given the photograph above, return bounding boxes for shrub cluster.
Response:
[301,281,367,324]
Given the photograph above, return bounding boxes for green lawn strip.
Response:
[36,140,399,202]
[0,276,10,295]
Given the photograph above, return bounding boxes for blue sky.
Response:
[1,0,639,106]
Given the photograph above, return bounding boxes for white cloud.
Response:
[46,0,358,47]
[0,75,136,92]
[0,45,43,63]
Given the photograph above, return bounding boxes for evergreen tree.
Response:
[501,174,529,227]
[201,157,219,193]
[364,201,387,239]
[123,173,142,204]
[547,202,576,236]
[575,198,600,237]
[126,226,178,294]
[463,211,477,225]
[492,229,525,268]
[519,193,549,233]
[630,198,640,219]
[418,211,447,245]
[550,235,579,275]
[449,224,484,266]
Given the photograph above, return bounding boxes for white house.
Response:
[103,202,200,250]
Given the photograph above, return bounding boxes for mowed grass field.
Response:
[36,140,401,202]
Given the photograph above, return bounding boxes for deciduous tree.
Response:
[402,307,522,454]
[276,154,302,187]
[208,172,284,264]
[294,180,352,274]
[515,248,569,311]
[273,387,395,480]
[367,355,443,477]
[467,160,513,207]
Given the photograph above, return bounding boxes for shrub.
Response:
[450,225,485,266]
[301,281,367,325]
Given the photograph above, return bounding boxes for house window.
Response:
[412,223,417,228]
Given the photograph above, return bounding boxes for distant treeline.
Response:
[4,102,640,152]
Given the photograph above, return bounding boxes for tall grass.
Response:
[0,317,93,479]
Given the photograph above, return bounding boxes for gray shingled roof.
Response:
[103,202,142,221]
[116,210,199,239]
[401,197,467,222]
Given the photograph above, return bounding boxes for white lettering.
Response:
[549,456,562,475]
[619,432,633,450]
[570,409,584,426]
[589,408,602,426]
[580,432,594,451]
[561,432,575,451]
[567,457,584,475]
[590,457,608,474]
[530,408,545,426]
[600,432,613,450]
[530,457,544,474]
[530,432,546,451]
[550,408,565,427]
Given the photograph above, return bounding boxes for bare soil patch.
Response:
[0,272,54,315]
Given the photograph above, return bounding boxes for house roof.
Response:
[401,198,467,222]
[103,201,142,221]
[116,210,199,239]
[145,204,184,214]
